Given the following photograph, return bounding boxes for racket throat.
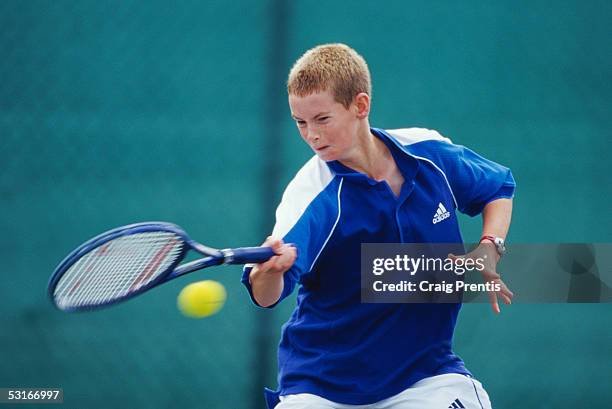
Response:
[220,249,236,264]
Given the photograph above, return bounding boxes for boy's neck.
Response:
[339,125,397,181]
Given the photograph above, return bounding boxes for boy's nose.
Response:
[306,129,320,143]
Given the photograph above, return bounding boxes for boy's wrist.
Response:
[480,235,506,258]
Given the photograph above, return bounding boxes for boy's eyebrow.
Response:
[291,112,331,120]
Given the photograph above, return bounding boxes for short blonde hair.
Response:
[287,43,371,108]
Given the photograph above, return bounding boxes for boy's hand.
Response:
[248,237,296,308]
[449,242,513,314]
[256,236,297,276]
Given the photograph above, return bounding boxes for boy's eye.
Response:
[296,120,306,127]
[318,117,329,122]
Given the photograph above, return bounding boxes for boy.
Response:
[242,44,515,409]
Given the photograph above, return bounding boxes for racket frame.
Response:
[48,222,226,312]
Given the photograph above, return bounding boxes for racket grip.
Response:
[224,244,295,265]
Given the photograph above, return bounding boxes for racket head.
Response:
[48,222,192,312]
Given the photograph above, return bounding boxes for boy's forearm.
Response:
[481,198,513,239]
[249,266,285,307]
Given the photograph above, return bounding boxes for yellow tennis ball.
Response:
[177,280,226,318]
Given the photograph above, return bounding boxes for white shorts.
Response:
[275,374,492,409]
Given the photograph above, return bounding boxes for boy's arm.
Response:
[248,237,296,307]
[449,198,514,314]
[452,198,514,314]
[481,197,513,243]
[479,198,514,313]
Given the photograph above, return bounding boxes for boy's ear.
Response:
[353,92,371,119]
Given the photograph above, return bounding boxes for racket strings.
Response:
[54,232,184,309]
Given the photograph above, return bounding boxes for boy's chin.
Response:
[315,152,336,162]
[313,148,337,162]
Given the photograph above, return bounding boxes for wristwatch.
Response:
[480,235,506,257]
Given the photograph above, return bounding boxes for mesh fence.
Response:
[1,1,610,408]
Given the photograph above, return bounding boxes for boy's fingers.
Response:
[277,246,297,267]
[283,244,296,255]
[489,292,500,314]
[263,237,285,254]
[260,255,279,269]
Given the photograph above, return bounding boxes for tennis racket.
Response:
[48,221,278,312]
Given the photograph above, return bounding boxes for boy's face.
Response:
[289,90,361,162]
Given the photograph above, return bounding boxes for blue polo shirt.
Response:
[241,127,515,407]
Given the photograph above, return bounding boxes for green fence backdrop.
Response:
[1,1,610,408]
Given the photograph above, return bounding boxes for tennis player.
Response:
[242,43,515,409]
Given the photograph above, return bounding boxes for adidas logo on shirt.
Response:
[432,202,450,224]
[448,398,466,408]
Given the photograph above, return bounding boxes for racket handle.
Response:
[223,244,295,265]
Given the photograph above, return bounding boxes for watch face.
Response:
[494,237,506,254]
